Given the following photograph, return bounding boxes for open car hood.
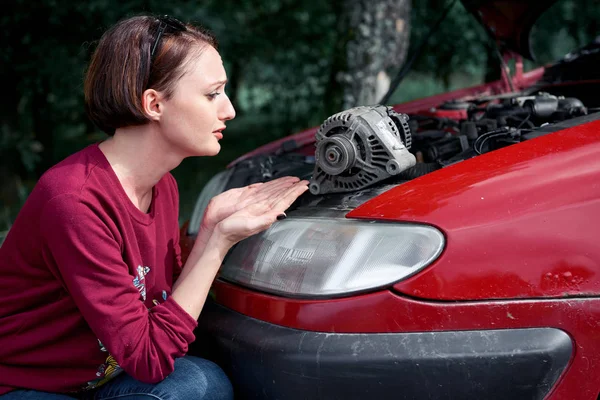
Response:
[461,0,559,60]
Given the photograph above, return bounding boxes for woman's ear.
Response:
[142,88,162,121]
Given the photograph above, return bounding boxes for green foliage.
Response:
[404,0,489,87]
[1,0,597,230]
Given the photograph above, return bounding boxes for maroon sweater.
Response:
[0,144,197,395]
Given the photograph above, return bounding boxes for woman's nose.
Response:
[220,93,236,121]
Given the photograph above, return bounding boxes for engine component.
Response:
[309,105,416,195]
[424,135,469,162]
[523,93,559,118]
[411,91,589,165]
[484,92,587,123]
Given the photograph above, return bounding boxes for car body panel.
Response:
[346,117,600,300]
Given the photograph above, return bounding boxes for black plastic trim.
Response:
[191,301,573,400]
[522,110,600,139]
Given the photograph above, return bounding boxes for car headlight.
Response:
[219,217,445,298]
[188,169,233,236]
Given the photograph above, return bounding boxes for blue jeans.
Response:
[1,356,233,400]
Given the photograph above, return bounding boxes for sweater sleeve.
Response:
[39,194,197,384]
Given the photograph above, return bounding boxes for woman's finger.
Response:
[253,181,298,201]
[216,186,244,199]
[253,176,298,190]
[268,180,309,205]
[269,181,309,213]
[246,182,264,190]
[237,182,295,210]
[255,176,300,194]
[242,177,300,203]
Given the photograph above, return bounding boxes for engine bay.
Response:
[410,91,587,167]
[225,88,591,195]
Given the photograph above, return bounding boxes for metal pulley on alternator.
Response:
[309,105,416,195]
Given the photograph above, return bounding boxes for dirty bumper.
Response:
[192,301,572,400]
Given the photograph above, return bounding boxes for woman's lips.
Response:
[213,130,224,139]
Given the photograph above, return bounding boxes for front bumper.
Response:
[192,301,572,400]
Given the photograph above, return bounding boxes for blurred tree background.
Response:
[1,0,598,233]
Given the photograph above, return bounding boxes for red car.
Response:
[181,1,600,399]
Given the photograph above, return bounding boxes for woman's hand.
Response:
[173,178,307,321]
[214,179,309,247]
[201,176,303,232]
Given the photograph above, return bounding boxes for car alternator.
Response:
[309,105,416,195]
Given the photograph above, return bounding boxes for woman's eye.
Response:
[206,92,221,100]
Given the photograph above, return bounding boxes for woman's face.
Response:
[159,45,236,157]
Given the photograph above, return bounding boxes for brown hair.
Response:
[84,15,218,135]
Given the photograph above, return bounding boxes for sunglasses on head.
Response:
[150,15,187,60]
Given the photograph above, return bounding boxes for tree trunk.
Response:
[326,0,412,114]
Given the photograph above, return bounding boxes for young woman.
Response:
[0,14,308,399]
